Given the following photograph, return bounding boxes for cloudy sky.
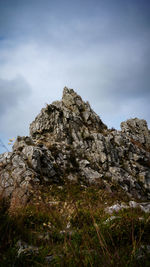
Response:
[0,0,150,153]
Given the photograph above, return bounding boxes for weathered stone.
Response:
[121,118,150,149]
[80,167,101,184]
[129,201,150,213]
[106,201,150,214]
[105,203,128,214]
[16,240,39,257]
[0,87,150,208]
[13,136,34,151]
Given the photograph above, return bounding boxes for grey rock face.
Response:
[0,87,150,207]
[30,87,107,144]
[121,118,150,149]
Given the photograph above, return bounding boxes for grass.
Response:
[0,183,150,266]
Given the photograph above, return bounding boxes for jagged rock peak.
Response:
[0,87,150,210]
[62,87,87,111]
[29,87,107,144]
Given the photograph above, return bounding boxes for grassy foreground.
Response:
[0,183,150,266]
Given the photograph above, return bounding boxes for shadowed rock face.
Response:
[0,87,150,207]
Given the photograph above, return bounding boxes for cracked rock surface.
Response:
[0,87,150,207]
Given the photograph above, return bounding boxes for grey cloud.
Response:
[65,39,150,128]
[1,0,150,47]
[0,76,31,115]
[67,43,150,100]
[0,0,150,141]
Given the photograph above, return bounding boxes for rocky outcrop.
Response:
[121,118,150,150]
[0,87,150,207]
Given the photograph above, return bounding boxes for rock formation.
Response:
[0,87,150,207]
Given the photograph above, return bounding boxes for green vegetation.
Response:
[0,183,150,266]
